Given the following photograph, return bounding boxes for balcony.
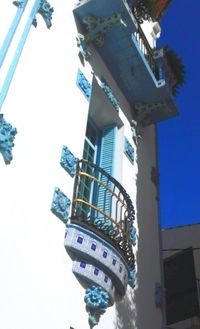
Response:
[70,159,136,270]
[74,0,182,125]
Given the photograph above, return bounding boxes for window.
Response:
[77,119,117,222]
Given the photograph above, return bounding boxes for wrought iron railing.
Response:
[71,159,136,269]
[133,22,157,76]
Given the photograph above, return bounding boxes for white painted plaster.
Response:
[0,2,163,329]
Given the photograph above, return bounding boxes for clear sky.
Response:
[157,0,200,228]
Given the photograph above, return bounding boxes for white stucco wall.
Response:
[0,2,91,329]
[0,1,163,329]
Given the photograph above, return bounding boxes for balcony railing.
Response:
[71,159,136,269]
[133,22,157,76]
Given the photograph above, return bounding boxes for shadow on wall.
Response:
[114,286,137,329]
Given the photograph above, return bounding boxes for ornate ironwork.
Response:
[132,24,156,76]
[71,159,136,270]
[0,114,17,164]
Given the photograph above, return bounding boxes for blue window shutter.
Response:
[97,125,117,216]
[99,125,116,176]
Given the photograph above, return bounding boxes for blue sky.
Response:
[157,0,200,228]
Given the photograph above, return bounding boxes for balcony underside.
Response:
[74,0,179,125]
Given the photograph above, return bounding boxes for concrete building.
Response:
[162,224,200,329]
[0,1,183,329]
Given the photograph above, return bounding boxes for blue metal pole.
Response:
[0,0,41,110]
[0,0,29,68]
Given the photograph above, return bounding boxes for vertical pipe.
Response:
[0,0,41,110]
[0,0,29,68]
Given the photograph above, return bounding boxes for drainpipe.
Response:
[0,0,53,110]
[0,0,29,68]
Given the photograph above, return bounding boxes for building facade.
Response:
[162,224,200,329]
[0,1,182,329]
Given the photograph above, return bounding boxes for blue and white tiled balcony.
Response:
[56,158,137,327]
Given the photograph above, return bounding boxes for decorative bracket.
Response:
[84,285,111,328]
[51,187,71,223]
[101,82,119,110]
[13,1,24,8]
[129,226,137,246]
[82,13,125,47]
[76,69,92,100]
[76,33,91,62]
[131,120,141,145]
[128,269,136,288]
[134,100,167,125]
[34,0,54,29]
[0,114,17,164]
[60,145,77,177]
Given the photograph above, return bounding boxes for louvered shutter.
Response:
[97,125,117,216]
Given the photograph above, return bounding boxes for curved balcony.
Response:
[71,159,136,270]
